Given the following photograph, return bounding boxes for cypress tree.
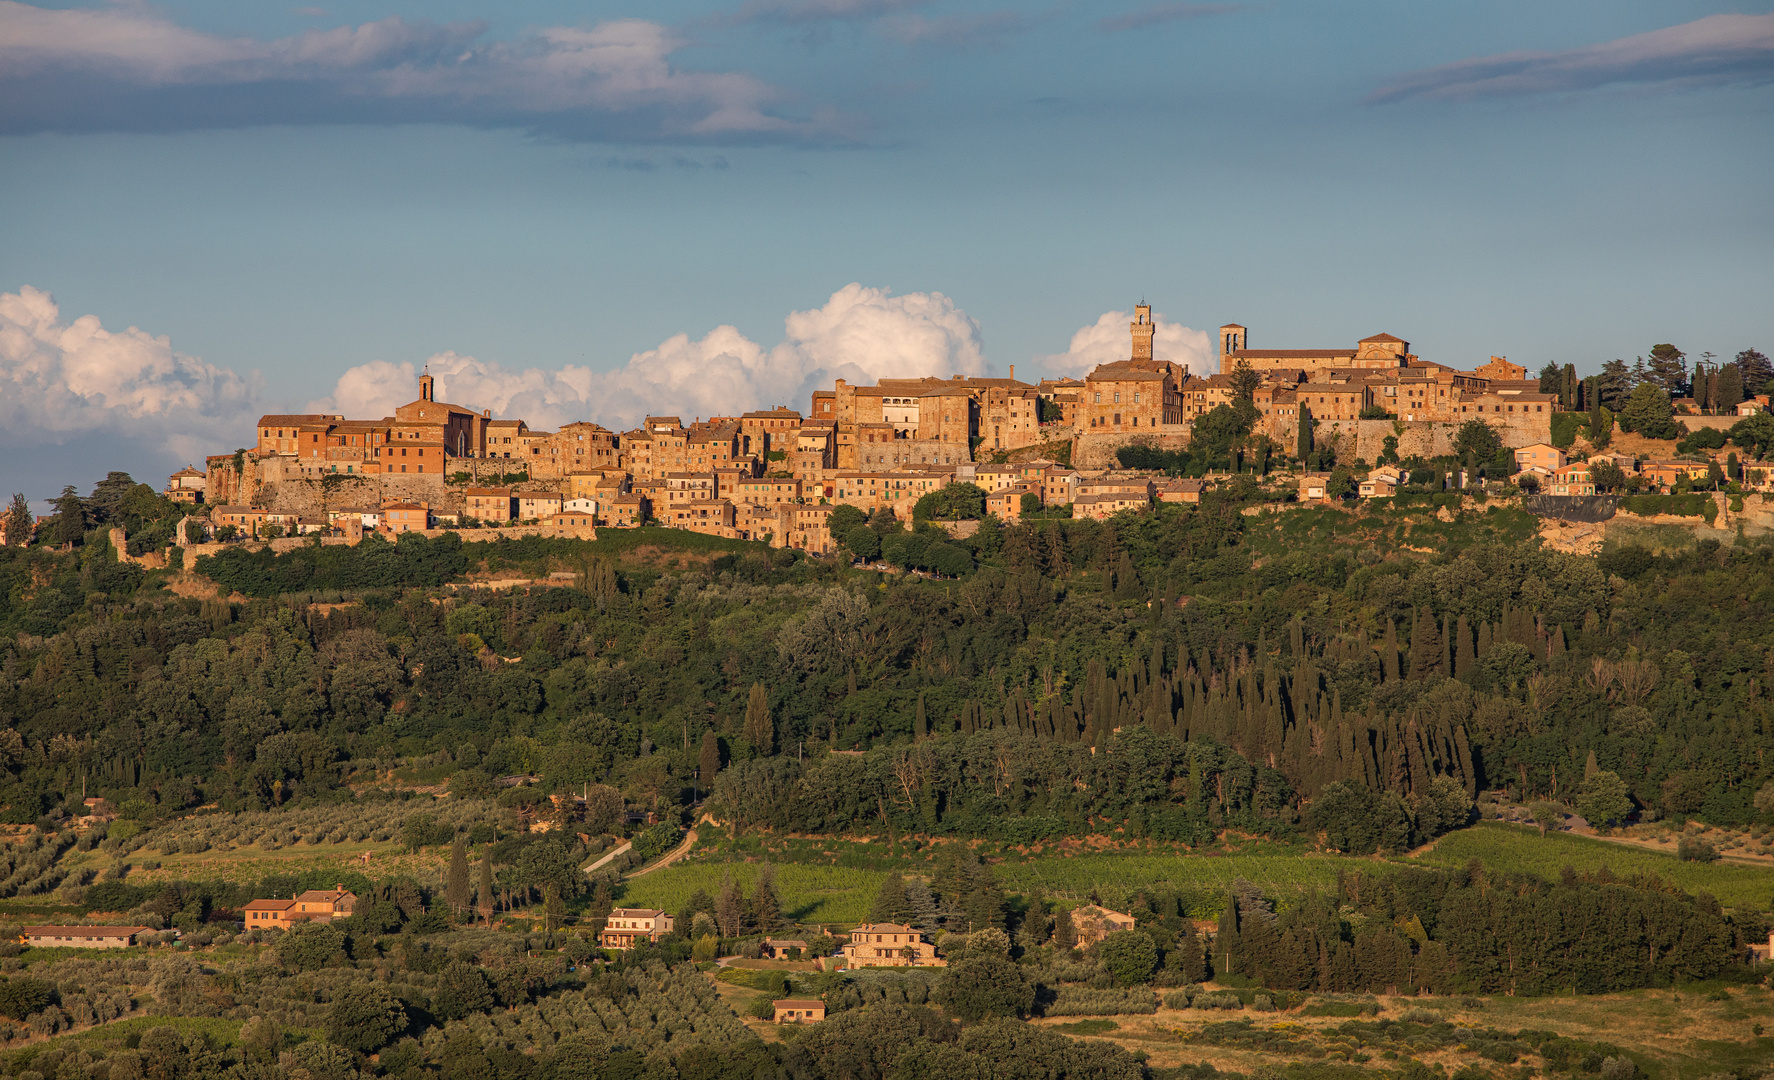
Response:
[446,832,470,920]
[1113,552,1141,602]
[1454,614,1474,677]
[698,730,721,796]
[1053,908,1077,951]
[1408,609,1443,681]
[748,863,780,935]
[715,871,745,938]
[1175,928,1207,983]
[1215,895,1240,976]
[543,882,564,933]
[1381,622,1401,682]
[744,683,774,753]
[476,855,494,925]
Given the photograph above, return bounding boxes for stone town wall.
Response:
[1071,427,1192,470]
[1521,495,1620,524]
[1343,412,1555,465]
[108,528,168,569]
[1675,415,1739,432]
[204,454,571,516]
[178,522,599,568]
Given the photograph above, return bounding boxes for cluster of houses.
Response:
[21,884,359,951]
[153,307,1756,552]
[1301,440,1753,504]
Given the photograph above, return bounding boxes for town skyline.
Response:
[2,279,1764,505]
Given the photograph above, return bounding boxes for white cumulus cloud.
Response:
[1035,308,1212,379]
[312,283,987,433]
[0,286,257,474]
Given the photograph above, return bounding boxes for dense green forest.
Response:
[4,480,1771,838]
[5,475,1774,1079]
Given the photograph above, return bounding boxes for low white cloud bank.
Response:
[0,286,257,472]
[312,283,987,432]
[0,2,841,141]
[1035,308,1213,379]
[1371,12,1774,102]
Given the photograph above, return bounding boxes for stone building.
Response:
[773,1000,826,1024]
[464,488,515,522]
[1294,381,1368,423]
[600,908,674,950]
[1218,324,1414,376]
[165,467,207,504]
[516,491,564,520]
[739,407,805,456]
[1177,373,1236,419]
[382,503,431,533]
[243,885,357,931]
[22,926,151,949]
[842,923,944,968]
[1068,905,1137,948]
[774,504,838,553]
[1076,306,1188,435]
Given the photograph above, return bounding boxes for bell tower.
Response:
[1219,324,1247,367]
[419,369,434,402]
[1131,304,1154,363]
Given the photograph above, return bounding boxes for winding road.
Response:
[626,827,698,878]
[581,825,700,881]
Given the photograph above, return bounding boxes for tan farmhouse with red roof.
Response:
[243,885,357,930]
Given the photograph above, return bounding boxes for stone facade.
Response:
[23,926,152,949]
[842,923,944,968]
[600,908,674,950]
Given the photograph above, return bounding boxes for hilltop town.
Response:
[3,314,1774,1078]
[93,307,1766,561]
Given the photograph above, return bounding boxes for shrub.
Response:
[1098,929,1158,987]
[937,955,1035,1021]
[1044,987,1159,1016]
[1599,1057,1637,1080]
[0,977,55,1020]
[1677,836,1719,862]
[276,924,348,971]
[633,823,684,862]
[327,984,408,1053]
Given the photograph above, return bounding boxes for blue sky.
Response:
[1,0,1771,500]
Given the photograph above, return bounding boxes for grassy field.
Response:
[66,838,449,889]
[625,821,1774,932]
[1039,985,1774,1080]
[621,839,1360,926]
[618,861,886,926]
[995,850,1349,913]
[1414,821,1774,910]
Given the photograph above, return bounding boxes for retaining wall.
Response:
[1071,428,1192,470]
